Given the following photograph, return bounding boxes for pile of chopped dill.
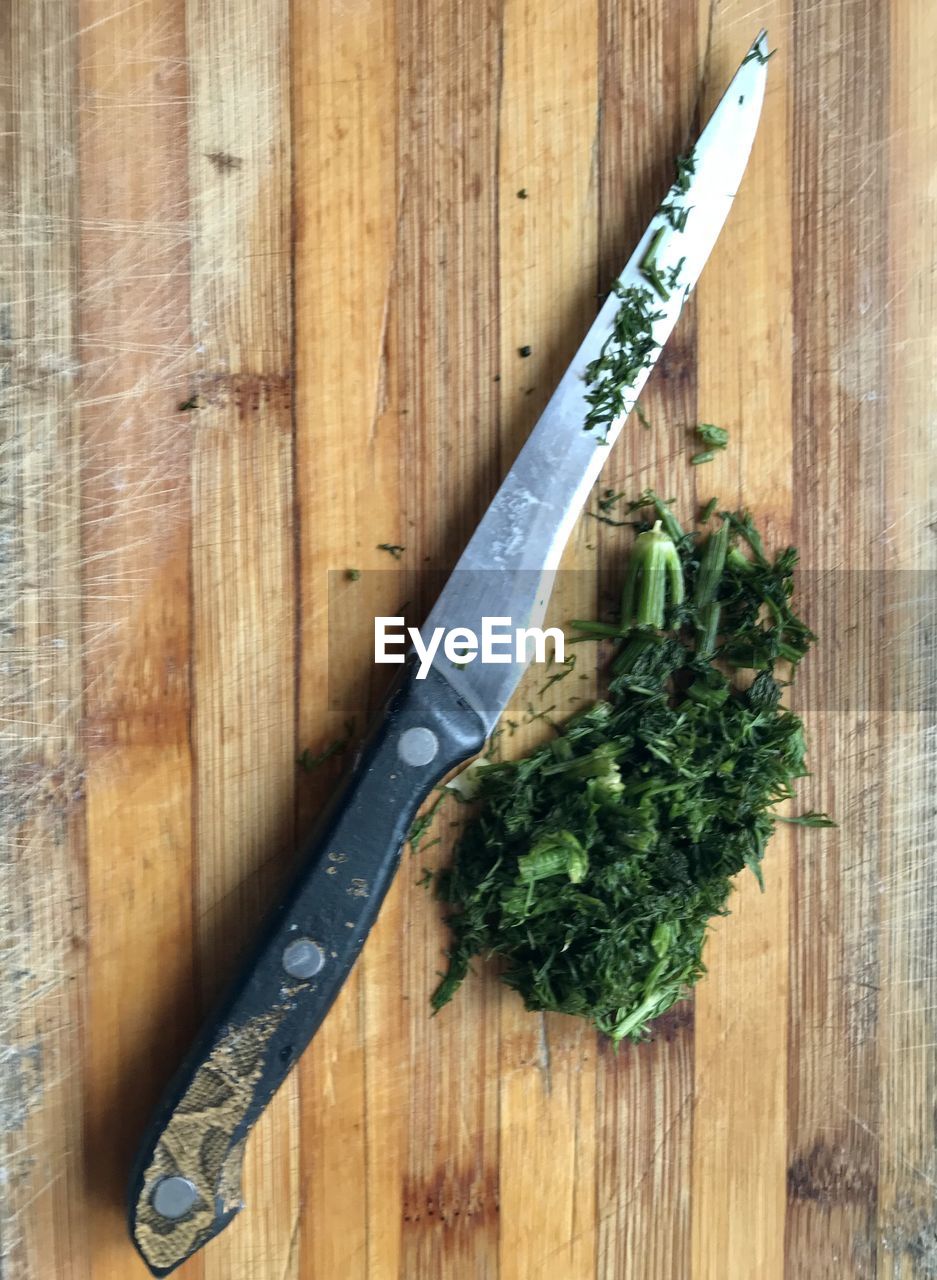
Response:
[432,493,830,1042]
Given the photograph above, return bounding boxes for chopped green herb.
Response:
[743,44,776,66]
[660,201,690,232]
[583,283,663,442]
[569,619,629,639]
[640,226,670,300]
[699,496,719,523]
[519,345,532,358]
[377,543,405,560]
[517,188,528,199]
[587,510,629,528]
[538,654,577,697]
[620,521,685,628]
[346,568,361,581]
[697,423,730,449]
[433,495,828,1041]
[416,867,434,890]
[776,811,837,828]
[409,789,448,854]
[691,450,716,465]
[178,394,201,411]
[634,403,653,430]
[297,722,355,773]
[599,488,627,512]
[524,702,557,727]
[674,150,696,193]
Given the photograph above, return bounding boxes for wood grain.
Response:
[787,0,892,1275]
[3,2,936,1278]
[1,3,86,1275]
[691,4,794,1278]
[186,3,298,1279]
[878,2,937,1276]
[393,7,503,1278]
[76,1,198,1274]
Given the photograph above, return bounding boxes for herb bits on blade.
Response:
[432,495,830,1043]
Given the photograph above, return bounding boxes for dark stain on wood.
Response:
[205,151,243,171]
[189,372,293,414]
[402,1165,500,1228]
[787,1141,876,1206]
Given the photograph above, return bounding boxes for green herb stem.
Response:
[620,522,685,630]
[694,521,730,609]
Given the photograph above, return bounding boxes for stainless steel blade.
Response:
[423,32,770,732]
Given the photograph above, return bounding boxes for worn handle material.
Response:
[128,662,486,1275]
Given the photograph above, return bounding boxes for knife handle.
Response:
[128,661,486,1276]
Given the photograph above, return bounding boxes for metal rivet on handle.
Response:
[397,726,439,766]
[152,1175,198,1220]
[282,936,325,979]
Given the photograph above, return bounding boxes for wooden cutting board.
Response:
[5,0,936,1277]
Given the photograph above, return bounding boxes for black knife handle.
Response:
[128,660,486,1276]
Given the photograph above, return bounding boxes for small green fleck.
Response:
[674,150,696,193]
[346,568,361,581]
[777,812,837,828]
[697,423,730,449]
[598,488,627,513]
[691,450,715,465]
[640,226,670,300]
[377,543,405,560]
[297,725,353,773]
[667,257,686,289]
[587,510,629,528]
[660,201,690,232]
[538,654,577,697]
[742,44,776,66]
[409,789,448,853]
[634,403,652,430]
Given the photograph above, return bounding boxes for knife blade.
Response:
[425,31,769,731]
[128,32,769,1275]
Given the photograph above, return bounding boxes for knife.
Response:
[129,32,769,1275]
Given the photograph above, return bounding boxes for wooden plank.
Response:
[494,3,599,1278]
[594,4,700,1276]
[292,1,402,1277]
[690,6,794,1279]
[0,3,87,1275]
[392,4,504,1277]
[786,0,891,1274]
[877,1,937,1274]
[182,1,298,1277]
[76,1,198,1275]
